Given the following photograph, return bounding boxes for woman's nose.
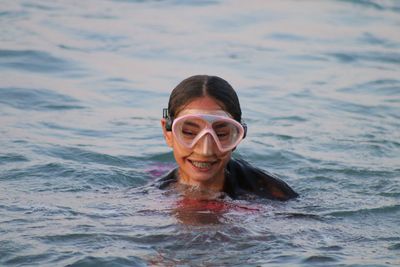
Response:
[194,134,216,156]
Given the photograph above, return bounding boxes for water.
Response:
[1,0,399,266]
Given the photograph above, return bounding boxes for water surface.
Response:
[1,0,399,266]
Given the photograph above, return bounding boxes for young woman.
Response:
[158,75,298,201]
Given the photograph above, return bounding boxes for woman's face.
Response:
[161,96,233,190]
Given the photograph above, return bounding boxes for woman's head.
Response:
[161,75,244,190]
[167,75,242,123]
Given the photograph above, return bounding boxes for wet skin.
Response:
[161,96,234,192]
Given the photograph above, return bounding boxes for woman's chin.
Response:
[177,155,230,188]
[179,167,219,187]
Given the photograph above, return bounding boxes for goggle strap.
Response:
[162,108,169,119]
[163,108,173,131]
[242,122,247,139]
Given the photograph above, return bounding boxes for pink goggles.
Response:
[171,114,246,153]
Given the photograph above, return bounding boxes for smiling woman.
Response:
[157,75,299,201]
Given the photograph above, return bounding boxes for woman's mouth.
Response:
[188,159,217,170]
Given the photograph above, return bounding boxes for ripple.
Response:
[275,212,325,221]
[327,51,400,66]
[42,146,132,167]
[41,122,109,137]
[0,240,32,262]
[302,255,338,263]
[270,115,308,122]
[85,169,148,188]
[111,0,218,6]
[38,231,176,247]
[318,245,343,251]
[0,10,28,20]
[325,204,400,217]
[21,2,61,11]
[338,79,400,96]
[4,253,52,266]
[326,98,397,120]
[388,243,400,250]
[297,166,396,179]
[246,149,311,168]
[341,0,400,12]
[360,32,399,48]
[267,32,307,42]
[1,162,69,181]
[2,160,147,189]
[40,233,118,244]
[0,49,82,75]
[0,87,85,111]
[0,153,28,165]
[66,256,146,267]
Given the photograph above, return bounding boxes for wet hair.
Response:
[166,75,242,123]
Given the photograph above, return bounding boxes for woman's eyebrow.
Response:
[213,122,229,129]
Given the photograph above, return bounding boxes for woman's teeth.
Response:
[191,161,213,169]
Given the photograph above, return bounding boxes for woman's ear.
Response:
[161,118,173,147]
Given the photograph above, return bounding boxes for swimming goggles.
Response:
[164,109,246,153]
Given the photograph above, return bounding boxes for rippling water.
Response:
[1,0,400,266]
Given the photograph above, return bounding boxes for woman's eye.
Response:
[217,132,229,138]
[182,129,196,137]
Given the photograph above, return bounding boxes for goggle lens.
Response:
[172,114,244,152]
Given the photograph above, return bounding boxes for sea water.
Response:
[0,0,399,266]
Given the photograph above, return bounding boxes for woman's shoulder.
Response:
[225,158,299,201]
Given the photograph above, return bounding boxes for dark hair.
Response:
[167,75,242,122]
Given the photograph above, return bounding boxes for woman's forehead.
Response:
[177,109,231,117]
[175,96,230,117]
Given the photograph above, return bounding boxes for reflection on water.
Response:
[170,186,262,225]
[174,199,229,225]
[1,0,400,266]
